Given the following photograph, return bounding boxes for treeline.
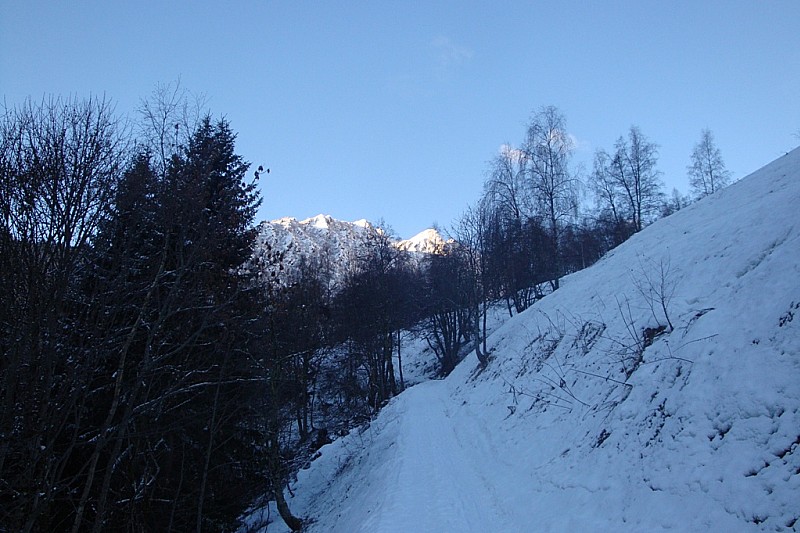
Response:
[0,91,307,531]
[439,106,733,352]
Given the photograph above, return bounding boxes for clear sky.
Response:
[2,1,798,239]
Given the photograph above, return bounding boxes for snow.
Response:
[394,228,449,254]
[248,148,800,532]
[304,214,332,230]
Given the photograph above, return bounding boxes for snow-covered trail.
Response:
[355,380,520,533]
[294,377,542,533]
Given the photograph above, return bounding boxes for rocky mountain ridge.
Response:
[252,214,447,289]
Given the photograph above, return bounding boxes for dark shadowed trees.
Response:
[68,117,271,532]
[0,96,292,531]
[453,202,492,367]
[423,247,473,375]
[0,96,127,531]
[333,224,423,410]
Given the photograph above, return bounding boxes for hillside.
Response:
[250,148,800,532]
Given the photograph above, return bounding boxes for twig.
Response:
[569,368,633,387]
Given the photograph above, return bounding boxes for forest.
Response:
[0,89,731,532]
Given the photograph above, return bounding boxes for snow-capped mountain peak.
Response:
[304,214,332,230]
[352,218,372,230]
[394,228,450,254]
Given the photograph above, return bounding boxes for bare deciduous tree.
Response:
[523,105,579,289]
[593,126,663,233]
[590,150,623,226]
[631,254,677,332]
[423,247,473,375]
[485,144,530,225]
[453,201,492,367]
[137,79,207,177]
[688,128,731,199]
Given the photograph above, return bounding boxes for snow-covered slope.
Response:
[253,148,800,532]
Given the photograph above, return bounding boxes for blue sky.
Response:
[2,1,798,239]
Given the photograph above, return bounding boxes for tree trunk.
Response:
[473,307,488,367]
[481,296,488,355]
[385,331,397,397]
[397,330,405,391]
[196,380,222,532]
[274,486,303,531]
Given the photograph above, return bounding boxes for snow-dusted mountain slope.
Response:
[394,228,451,254]
[252,215,446,289]
[252,214,377,288]
[253,147,800,532]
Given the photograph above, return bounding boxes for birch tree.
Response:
[592,126,663,233]
[688,128,731,199]
[523,105,579,290]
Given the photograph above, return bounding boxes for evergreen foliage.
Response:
[0,99,284,531]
